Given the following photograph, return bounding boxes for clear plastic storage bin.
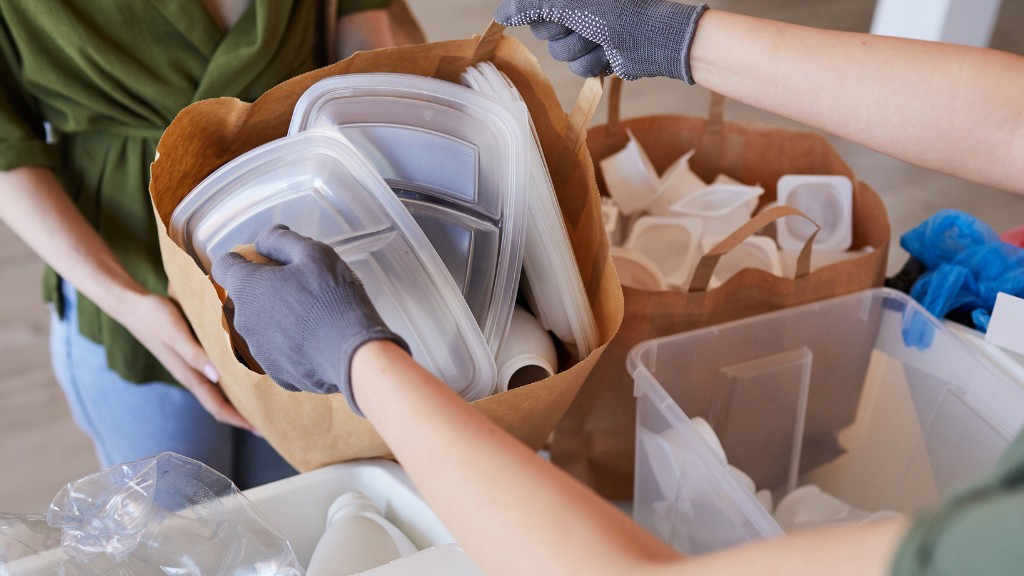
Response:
[628,288,1024,555]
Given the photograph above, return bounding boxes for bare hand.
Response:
[121,292,255,432]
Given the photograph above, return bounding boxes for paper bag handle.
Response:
[688,205,819,293]
[564,76,604,157]
[606,75,725,136]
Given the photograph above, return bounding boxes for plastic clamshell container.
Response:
[169,129,496,401]
[776,175,853,252]
[288,73,529,356]
[625,216,703,289]
[627,288,1024,555]
[462,62,599,359]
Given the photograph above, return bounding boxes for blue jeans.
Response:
[49,283,297,489]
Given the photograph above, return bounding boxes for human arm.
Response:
[496,1,1024,195]
[0,166,252,431]
[336,7,394,60]
[216,228,909,576]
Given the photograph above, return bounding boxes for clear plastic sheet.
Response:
[0,453,303,576]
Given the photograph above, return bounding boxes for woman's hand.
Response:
[120,291,255,432]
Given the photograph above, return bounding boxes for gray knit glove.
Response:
[495,0,708,83]
[212,225,409,417]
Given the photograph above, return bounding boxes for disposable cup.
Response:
[669,184,764,237]
[625,216,703,289]
[600,129,660,216]
[700,235,782,289]
[610,247,667,291]
[645,150,706,216]
[776,175,853,252]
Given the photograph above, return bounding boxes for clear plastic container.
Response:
[288,74,530,357]
[169,129,496,401]
[628,288,1024,555]
[462,62,599,359]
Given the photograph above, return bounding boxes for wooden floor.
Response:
[2,0,1022,513]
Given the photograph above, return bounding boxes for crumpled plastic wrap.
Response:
[0,452,303,576]
[900,209,1024,334]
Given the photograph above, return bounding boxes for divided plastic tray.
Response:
[169,129,496,401]
[289,73,529,357]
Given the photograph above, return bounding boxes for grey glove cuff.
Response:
[617,0,708,83]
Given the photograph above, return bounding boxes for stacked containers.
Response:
[288,74,529,358]
[627,289,1024,555]
[170,129,496,401]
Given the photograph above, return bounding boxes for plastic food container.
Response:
[628,289,1024,555]
[169,129,496,401]
[288,73,529,357]
[668,184,763,238]
[700,235,782,288]
[610,247,667,291]
[776,175,853,253]
[462,62,599,359]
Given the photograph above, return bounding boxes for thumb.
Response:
[212,251,253,291]
[494,0,539,26]
[167,313,220,384]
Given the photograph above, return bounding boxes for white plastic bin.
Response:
[628,288,1024,555]
[244,460,455,568]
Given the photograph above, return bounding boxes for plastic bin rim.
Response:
[625,288,941,384]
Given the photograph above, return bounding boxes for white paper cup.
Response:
[600,129,660,216]
[610,247,668,291]
[496,307,558,392]
[625,216,703,289]
[776,175,853,252]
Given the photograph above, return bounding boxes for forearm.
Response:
[0,166,148,316]
[690,11,1024,194]
[336,8,394,60]
[352,340,680,576]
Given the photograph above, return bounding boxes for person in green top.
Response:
[212,1,1024,576]
[0,0,395,488]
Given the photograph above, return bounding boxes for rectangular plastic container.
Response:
[628,288,1024,555]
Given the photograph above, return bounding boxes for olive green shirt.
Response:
[893,427,1024,576]
[0,0,390,384]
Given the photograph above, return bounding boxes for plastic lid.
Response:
[289,73,528,358]
[462,62,600,359]
[169,128,496,401]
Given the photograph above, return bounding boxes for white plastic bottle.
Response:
[305,492,419,576]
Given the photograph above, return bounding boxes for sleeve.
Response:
[336,0,394,18]
[890,436,1024,576]
[0,18,58,172]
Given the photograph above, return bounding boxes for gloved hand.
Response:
[212,224,409,417]
[495,0,708,83]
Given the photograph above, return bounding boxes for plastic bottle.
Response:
[305,492,419,576]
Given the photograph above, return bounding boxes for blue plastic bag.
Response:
[901,210,1024,333]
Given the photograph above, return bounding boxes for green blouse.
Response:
[893,427,1024,576]
[0,0,390,384]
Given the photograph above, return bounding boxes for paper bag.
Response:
[551,77,891,499]
[149,23,621,472]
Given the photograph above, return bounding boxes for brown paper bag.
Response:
[149,23,621,472]
[550,77,891,499]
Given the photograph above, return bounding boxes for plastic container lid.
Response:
[288,73,529,357]
[462,62,600,359]
[169,128,496,401]
[776,175,853,253]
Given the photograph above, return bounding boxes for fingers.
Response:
[547,31,600,62]
[494,0,541,26]
[155,337,255,431]
[212,251,253,291]
[568,45,611,78]
[530,21,571,41]
[164,302,221,384]
[254,224,326,265]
